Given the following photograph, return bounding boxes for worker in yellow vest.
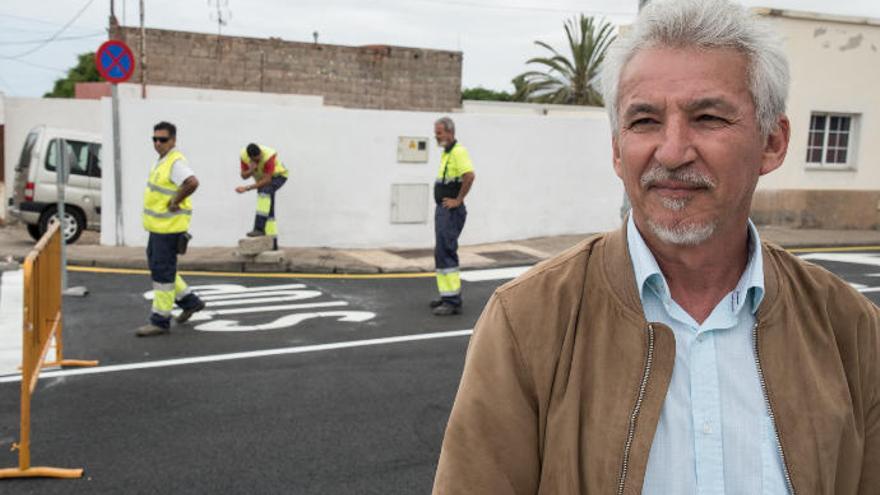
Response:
[136,121,205,337]
[431,117,475,316]
[236,143,289,251]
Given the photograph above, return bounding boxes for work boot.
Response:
[246,229,265,237]
[429,298,444,308]
[176,299,207,324]
[432,303,461,316]
[136,324,170,337]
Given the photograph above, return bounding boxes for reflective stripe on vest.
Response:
[240,144,288,178]
[142,149,192,233]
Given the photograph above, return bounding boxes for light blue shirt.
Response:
[627,216,789,494]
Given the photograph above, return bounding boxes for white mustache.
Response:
[640,165,716,189]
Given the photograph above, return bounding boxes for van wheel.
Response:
[39,206,85,244]
[26,224,42,241]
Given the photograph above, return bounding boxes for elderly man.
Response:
[431,117,475,316]
[433,0,880,493]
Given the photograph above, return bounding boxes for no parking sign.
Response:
[95,40,136,83]
[95,40,136,246]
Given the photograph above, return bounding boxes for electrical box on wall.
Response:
[397,136,429,163]
[390,183,429,224]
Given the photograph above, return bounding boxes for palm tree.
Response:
[514,15,616,106]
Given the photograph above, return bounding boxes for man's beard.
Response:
[639,164,718,246]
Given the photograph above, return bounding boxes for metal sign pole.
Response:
[112,83,124,246]
[57,140,68,290]
[58,140,89,298]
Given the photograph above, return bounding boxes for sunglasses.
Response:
[152,136,171,143]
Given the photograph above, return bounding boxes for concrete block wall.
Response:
[111,26,462,112]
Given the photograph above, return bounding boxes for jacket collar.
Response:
[600,218,781,324]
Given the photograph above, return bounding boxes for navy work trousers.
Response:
[434,204,467,307]
[146,232,202,328]
[254,175,288,250]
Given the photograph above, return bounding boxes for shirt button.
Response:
[703,422,712,434]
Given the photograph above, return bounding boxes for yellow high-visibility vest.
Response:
[142,149,192,233]
[240,144,289,179]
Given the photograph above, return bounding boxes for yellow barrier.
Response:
[0,222,98,479]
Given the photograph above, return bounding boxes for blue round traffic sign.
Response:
[95,40,136,83]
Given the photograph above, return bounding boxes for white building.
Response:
[752,8,880,229]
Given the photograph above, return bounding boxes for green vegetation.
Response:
[44,52,101,98]
[514,15,615,106]
[461,86,514,102]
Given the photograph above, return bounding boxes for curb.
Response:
[65,242,880,274]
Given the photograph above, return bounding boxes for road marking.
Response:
[799,252,880,268]
[186,301,349,321]
[461,266,531,282]
[75,264,531,282]
[69,265,434,280]
[0,270,24,375]
[205,291,324,307]
[197,283,308,295]
[0,329,474,383]
[201,290,314,302]
[143,282,371,333]
[195,311,376,332]
[788,246,880,254]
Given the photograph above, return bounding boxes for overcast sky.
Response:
[1,0,879,98]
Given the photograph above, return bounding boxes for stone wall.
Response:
[111,25,462,112]
[752,190,880,229]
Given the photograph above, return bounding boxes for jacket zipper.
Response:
[752,322,796,494]
[617,324,655,495]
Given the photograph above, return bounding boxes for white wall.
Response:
[1,97,102,218]
[102,98,621,248]
[116,83,325,107]
[462,99,608,118]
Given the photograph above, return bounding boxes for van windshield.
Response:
[16,131,38,171]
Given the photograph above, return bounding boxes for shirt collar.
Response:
[443,140,457,153]
[626,215,765,315]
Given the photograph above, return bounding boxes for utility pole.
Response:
[208,0,231,59]
[209,0,231,37]
[139,0,146,98]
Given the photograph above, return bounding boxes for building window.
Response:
[806,113,854,167]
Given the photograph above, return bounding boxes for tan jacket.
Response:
[433,226,880,494]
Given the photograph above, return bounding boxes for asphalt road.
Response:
[0,268,500,495]
[0,249,878,494]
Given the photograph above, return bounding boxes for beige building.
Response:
[751,8,880,229]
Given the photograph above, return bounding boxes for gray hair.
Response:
[600,0,789,136]
[435,116,455,134]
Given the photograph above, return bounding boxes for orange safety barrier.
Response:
[0,222,98,479]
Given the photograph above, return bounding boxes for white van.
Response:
[7,126,102,244]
